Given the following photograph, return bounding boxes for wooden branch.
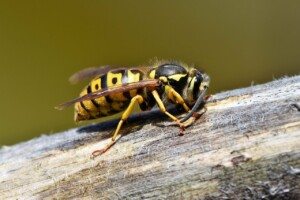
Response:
[1,76,300,199]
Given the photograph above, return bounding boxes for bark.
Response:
[0,76,300,200]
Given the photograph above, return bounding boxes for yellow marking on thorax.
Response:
[168,74,187,81]
[159,76,168,83]
[107,72,127,101]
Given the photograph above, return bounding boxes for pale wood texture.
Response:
[0,76,300,199]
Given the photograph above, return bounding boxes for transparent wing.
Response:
[69,66,154,84]
[68,66,112,84]
[55,79,160,110]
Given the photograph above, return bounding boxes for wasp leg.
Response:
[91,134,122,157]
[112,95,144,140]
[151,90,186,133]
[165,86,210,128]
[92,95,144,157]
[165,85,190,112]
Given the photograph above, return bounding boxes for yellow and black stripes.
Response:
[75,68,145,121]
[87,85,100,108]
[100,72,113,103]
[74,63,207,122]
[66,62,211,156]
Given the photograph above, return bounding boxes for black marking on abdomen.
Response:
[111,68,127,74]
[101,74,113,103]
[87,85,100,108]
[112,77,117,84]
[130,69,143,75]
[131,69,144,81]
[122,69,131,99]
[80,101,90,114]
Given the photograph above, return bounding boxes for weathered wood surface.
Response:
[0,76,300,199]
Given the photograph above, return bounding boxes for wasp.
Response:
[56,61,210,156]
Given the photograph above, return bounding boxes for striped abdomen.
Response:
[75,68,145,121]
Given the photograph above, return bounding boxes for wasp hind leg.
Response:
[92,95,144,157]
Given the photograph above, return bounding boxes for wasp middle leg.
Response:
[112,95,144,140]
[151,90,186,133]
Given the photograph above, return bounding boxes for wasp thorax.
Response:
[154,63,188,92]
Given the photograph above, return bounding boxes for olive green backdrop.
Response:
[0,0,299,145]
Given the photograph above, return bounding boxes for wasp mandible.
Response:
[56,61,210,156]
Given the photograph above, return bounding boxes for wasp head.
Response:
[185,68,210,105]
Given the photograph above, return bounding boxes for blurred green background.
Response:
[0,0,299,145]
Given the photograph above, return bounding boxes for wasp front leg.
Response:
[164,85,198,128]
[166,85,210,128]
[155,86,206,131]
[151,90,187,133]
[92,95,144,157]
[164,85,190,112]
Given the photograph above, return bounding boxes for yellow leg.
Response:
[151,90,185,129]
[165,85,199,127]
[164,85,206,128]
[92,95,144,157]
[112,95,144,140]
[165,85,190,112]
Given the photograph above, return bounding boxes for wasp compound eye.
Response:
[192,72,204,100]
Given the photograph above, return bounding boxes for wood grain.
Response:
[0,76,300,199]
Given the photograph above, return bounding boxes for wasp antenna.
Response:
[180,88,207,123]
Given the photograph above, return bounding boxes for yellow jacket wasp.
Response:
[56,61,210,156]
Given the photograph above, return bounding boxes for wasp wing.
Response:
[69,66,154,84]
[55,79,160,110]
[69,66,112,84]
